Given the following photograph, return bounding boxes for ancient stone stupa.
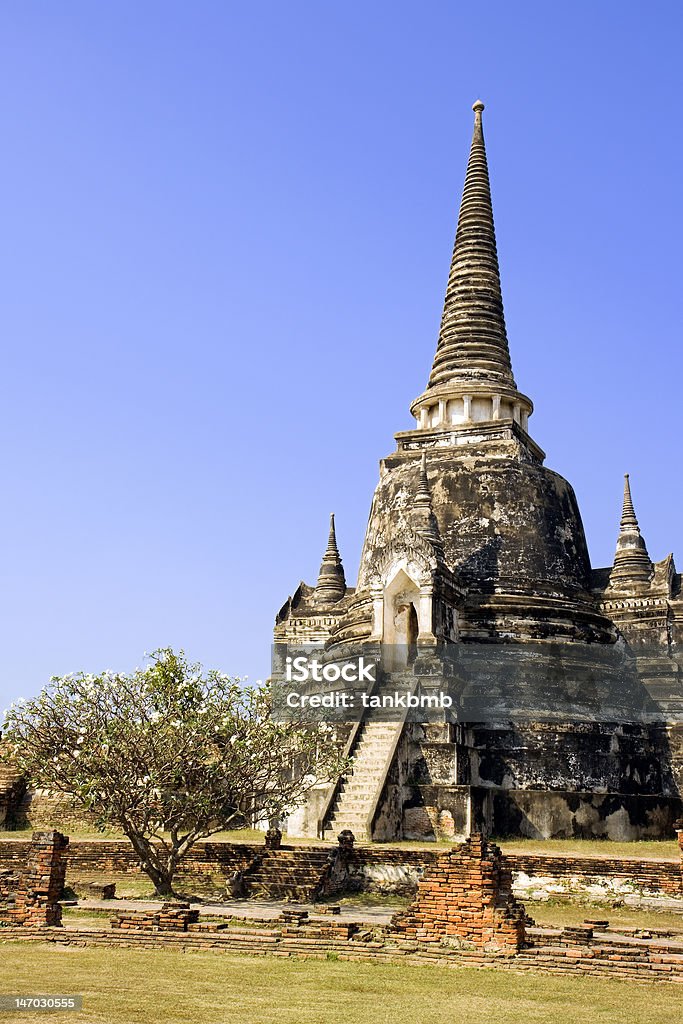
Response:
[274,102,683,843]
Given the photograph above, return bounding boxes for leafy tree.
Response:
[1,649,347,896]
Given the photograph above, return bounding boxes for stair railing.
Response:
[316,720,363,840]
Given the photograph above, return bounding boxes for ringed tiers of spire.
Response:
[609,475,654,588]
[408,101,534,440]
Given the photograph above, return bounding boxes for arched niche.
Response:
[382,568,420,668]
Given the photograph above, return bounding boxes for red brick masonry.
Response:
[0,830,68,927]
[111,902,199,931]
[0,840,679,899]
[391,833,526,952]
[1,831,682,983]
[2,919,682,985]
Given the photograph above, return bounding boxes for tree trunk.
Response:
[124,830,180,898]
[152,875,178,898]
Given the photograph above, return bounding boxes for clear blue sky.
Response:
[1,2,681,705]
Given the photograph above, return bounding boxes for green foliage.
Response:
[1,649,348,894]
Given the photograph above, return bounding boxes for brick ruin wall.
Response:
[111,902,200,931]
[342,846,683,899]
[0,832,682,982]
[2,914,683,985]
[391,834,526,951]
[0,830,69,927]
[0,745,96,832]
[0,838,680,901]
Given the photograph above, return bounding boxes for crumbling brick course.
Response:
[0,830,68,927]
[391,833,526,952]
[3,919,683,984]
[110,902,199,932]
[0,838,680,901]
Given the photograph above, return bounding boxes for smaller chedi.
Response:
[274,101,683,844]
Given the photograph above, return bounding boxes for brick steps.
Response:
[244,849,332,901]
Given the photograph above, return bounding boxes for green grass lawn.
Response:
[310,836,679,859]
[0,828,124,841]
[527,898,683,932]
[63,873,161,901]
[494,837,679,860]
[376,837,679,859]
[0,942,679,1024]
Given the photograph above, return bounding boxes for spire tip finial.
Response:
[472,99,485,113]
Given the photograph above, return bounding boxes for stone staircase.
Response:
[322,719,404,842]
[244,848,332,901]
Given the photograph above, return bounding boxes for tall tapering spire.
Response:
[314,513,347,603]
[609,475,653,588]
[429,100,514,389]
[406,102,536,453]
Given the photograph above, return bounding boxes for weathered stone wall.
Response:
[13,788,95,831]
[488,788,681,841]
[467,722,677,796]
[370,719,682,842]
[0,747,96,834]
